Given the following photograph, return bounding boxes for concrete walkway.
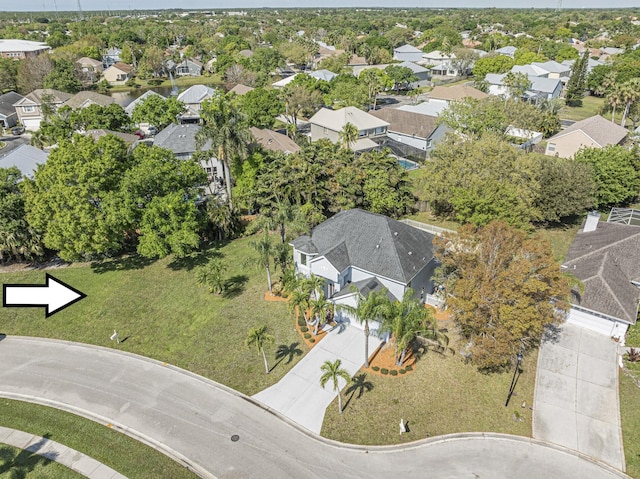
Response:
[534,323,625,470]
[0,426,126,479]
[253,324,383,433]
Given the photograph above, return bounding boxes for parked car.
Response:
[147,125,158,136]
[11,127,25,135]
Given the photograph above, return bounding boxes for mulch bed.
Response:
[263,292,288,302]
[295,312,328,349]
[365,340,416,377]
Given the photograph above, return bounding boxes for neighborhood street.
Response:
[0,336,629,479]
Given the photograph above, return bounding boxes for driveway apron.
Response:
[533,322,625,471]
[253,324,382,434]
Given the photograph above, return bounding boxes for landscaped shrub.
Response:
[297,318,306,327]
[303,333,311,339]
[381,368,389,375]
[372,366,380,371]
[309,338,315,343]
[390,370,398,376]
[399,369,406,374]
[300,326,308,333]
[405,365,413,371]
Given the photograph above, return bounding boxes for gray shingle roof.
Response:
[0,92,23,117]
[563,221,640,324]
[66,91,114,110]
[0,144,48,178]
[548,115,628,147]
[394,44,423,53]
[293,209,436,283]
[153,123,210,155]
[331,277,396,301]
[177,85,216,105]
[290,235,318,254]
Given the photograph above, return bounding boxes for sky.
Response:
[7,0,640,12]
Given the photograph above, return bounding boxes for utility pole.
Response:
[76,0,84,19]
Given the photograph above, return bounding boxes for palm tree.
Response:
[304,274,325,300]
[339,288,388,368]
[338,122,359,151]
[246,325,275,374]
[319,359,352,414]
[288,287,311,327]
[310,293,333,335]
[605,84,624,123]
[196,94,252,206]
[195,258,227,295]
[620,78,640,127]
[249,231,275,293]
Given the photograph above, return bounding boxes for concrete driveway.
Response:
[533,323,625,471]
[253,324,382,433]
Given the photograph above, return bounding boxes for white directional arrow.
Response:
[3,273,86,317]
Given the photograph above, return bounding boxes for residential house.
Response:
[167,58,203,77]
[153,123,222,194]
[398,100,448,117]
[103,62,133,85]
[421,50,459,76]
[428,84,488,102]
[85,129,139,146]
[495,46,517,58]
[228,84,254,96]
[397,61,431,83]
[485,73,563,102]
[290,208,439,334]
[76,57,104,83]
[562,57,604,75]
[0,91,24,128]
[393,44,424,63]
[13,89,72,130]
[272,74,298,89]
[531,60,571,81]
[562,210,640,339]
[348,54,368,67]
[102,47,122,69]
[510,64,550,77]
[313,43,346,69]
[249,127,301,155]
[0,39,50,59]
[308,106,389,151]
[272,70,337,88]
[545,115,628,158]
[176,84,216,123]
[65,91,114,110]
[124,90,165,117]
[369,108,448,159]
[0,144,48,178]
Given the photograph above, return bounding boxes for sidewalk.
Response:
[0,426,127,479]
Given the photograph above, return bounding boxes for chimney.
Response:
[583,211,600,233]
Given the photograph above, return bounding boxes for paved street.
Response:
[0,337,629,479]
[534,323,625,470]
[253,325,382,433]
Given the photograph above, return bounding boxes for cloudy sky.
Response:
[8,0,640,12]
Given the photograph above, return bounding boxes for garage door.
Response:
[566,308,615,336]
[22,118,41,130]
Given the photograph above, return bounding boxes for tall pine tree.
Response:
[564,51,589,107]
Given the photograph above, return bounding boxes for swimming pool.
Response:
[397,158,420,170]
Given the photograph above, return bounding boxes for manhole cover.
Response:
[231,435,240,442]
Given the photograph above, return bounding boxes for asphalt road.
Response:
[0,337,629,479]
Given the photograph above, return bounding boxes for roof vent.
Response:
[583,211,600,233]
[376,244,379,248]
[394,231,398,235]
[408,251,412,255]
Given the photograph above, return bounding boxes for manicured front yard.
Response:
[321,341,537,445]
[0,236,305,396]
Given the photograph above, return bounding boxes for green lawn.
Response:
[321,345,537,444]
[626,323,640,348]
[0,236,306,396]
[108,74,223,93]
[0,443,81,478]
[561,95,605,122]
[620,363,640,478]
[0,399,197,479]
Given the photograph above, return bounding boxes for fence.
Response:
[399,219,456,237]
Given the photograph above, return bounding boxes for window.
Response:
[547,143,556,152]
[300,253,307,266]
[426,139,433,148]
[23,106,34,113]
[358,129,367,137]
[375,126,385,135]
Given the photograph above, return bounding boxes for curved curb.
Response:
[1,336,631,479]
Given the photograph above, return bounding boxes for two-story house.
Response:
[308,106,389,152]
[13,89,72,130]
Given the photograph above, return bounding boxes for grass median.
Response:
[0,399,197,479]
